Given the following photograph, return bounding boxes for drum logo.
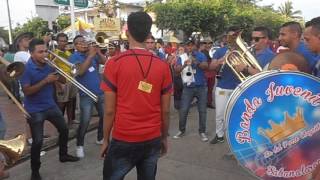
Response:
[258,108,306,144]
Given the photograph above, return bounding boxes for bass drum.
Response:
[225,71,320,180]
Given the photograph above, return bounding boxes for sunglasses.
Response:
[252,36,266,42]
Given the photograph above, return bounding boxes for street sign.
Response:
[54,0,88,8]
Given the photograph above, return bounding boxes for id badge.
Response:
[88,66,95,72]
[138,81,153,93]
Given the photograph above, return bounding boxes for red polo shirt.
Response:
[101,49,172,142]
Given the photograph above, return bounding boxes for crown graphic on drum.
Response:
[259,107,306,144]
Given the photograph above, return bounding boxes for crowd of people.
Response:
[0,11,320,180]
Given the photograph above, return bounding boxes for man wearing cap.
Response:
[14,32,33,64]
[173,40,209,142]
[69,35,107,158]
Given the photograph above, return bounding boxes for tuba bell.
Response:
[0,134,26,165]
[224,32,262,82]
[95,32,109,49]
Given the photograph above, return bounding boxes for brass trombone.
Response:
[44,55,98,102]
[48,50,79,76]
[224,32,262,82]
[0,57,30,118]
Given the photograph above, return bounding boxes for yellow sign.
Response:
[94,17,121,33]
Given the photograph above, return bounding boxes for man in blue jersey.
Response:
[20,39,79,180]
[69,35,107,158]
[304,17,320,77]
[173,40,209,142]
[278,21,318,73]
[208,26,241,144]
[234,26,275,75]
[209,26,275,144]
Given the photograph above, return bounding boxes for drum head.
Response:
[226,71,320,179]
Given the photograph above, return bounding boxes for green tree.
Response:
[13,17,48,39]
[278,0,302,20]
[56,14,71,31]
[0,27,9,43]
[150,0,233,39]
[149,0,287,40]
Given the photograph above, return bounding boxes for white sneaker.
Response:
[96,139,103,145]
[76,146,84,158]
[199,133,209,142]
[40,151,46,156]
[27,138,33,145]
[173,131,185,139]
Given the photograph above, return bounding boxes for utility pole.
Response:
[5,0,13,45]
[70,0,76,38]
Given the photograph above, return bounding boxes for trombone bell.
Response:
[0,57,25,78]
[0,134,26,165]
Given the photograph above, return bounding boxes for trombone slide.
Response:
[44,58,98,102]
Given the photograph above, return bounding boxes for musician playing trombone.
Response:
[69,35,107,158]
[20,39,79,180]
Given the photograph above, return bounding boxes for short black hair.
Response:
[73,35,83,44]
[127,12,152,43]
[56,33,68,41]
[157,38,164,45]
[305,16,320,35]
[29,39,45,52]
[281,21,302,37]
[227,26,240,34]
[41,28,53,36]
[148,35,155,41]
[253,26,272,39]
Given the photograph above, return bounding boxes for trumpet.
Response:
[44,57,98,102]
[0,57,30,118]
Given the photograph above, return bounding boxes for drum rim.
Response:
[225,71,320,179]
[224,71,279,121]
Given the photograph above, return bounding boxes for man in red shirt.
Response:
[100,12,172,180]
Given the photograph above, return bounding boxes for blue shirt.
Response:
[69,51,103,96]
[214,46,241,89]
[177,51,207,87]
[20,59,56,113]
[312,55,320,77]
[256,47,275,69]
[156,50,166,60]
[295,42,318,71]
[214,47,275,90]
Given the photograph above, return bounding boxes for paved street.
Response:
[6,101,257,180]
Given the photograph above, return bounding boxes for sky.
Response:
[0,0,319,28]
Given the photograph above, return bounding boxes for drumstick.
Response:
[0,80,30,118]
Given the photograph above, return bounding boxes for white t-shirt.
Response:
[14,51,30,64]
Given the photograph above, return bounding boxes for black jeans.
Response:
[103,137,161,180]
[28,106,69,172]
